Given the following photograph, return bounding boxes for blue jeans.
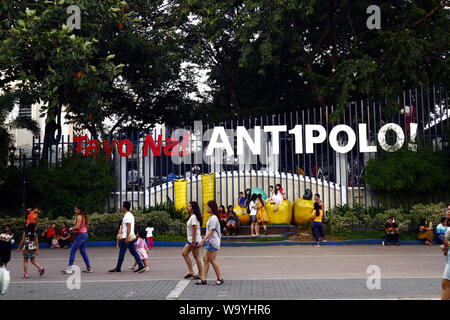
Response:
[115,239,143,271]
[312,222,325,242]
[68,233,91,269]
[437,234,445,244]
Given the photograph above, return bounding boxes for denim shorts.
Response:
[205,241,218,252]
[443,251,450,280]
[250,215,257,222]
[186,242,199,247]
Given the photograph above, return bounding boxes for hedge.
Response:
[0,210,186,242]
[327,203,448,234]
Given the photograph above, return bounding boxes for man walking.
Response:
[109,201,145,273]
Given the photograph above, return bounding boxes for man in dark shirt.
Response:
[385,217,400,246]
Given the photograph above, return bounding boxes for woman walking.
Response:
[311,202,327,248]
[441,218,450,300]
[196,200,223,286]
[62,205,92,274]
[182,202,203,280]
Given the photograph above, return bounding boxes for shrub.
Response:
[0,210,186,242]
[27,154,115,218]
[364,148,450,207]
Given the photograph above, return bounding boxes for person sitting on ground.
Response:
[226,206,240,236]
[385,217,400,246]
[58,223,71,249]
[437,218,448,244]
[42,224,56,248]
[418,218,434,245]
[218,205,228,235]
[238,192,246,208]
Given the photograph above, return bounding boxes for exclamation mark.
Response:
[180,133,190,156]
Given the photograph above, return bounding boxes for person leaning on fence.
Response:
[311,202,327,247]
[418,218,434,245]
[385,217,400,246]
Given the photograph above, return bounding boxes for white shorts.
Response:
[443,251,450,280]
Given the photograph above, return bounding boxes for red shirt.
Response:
[45,228,56,238]
[219,212,228,220]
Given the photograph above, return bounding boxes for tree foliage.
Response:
[27,154,115,218]
[364,148,450,206]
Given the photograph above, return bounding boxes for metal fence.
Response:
[29,85,449,212]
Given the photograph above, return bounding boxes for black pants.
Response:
[59,239,70,248]
[386,233,399,243]
[0,241,11,266]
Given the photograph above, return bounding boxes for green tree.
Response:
[0,0,198,160]
[27,153,115,218]
[174,0,450,121]
[364,148,450,207]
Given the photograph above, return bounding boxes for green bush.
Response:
[364,148,450,207]
[327,203,448,234]
[27,154,115,218]
[0,210,186,242]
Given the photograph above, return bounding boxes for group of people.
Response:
[384,205,450,246]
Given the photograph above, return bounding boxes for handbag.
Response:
[128,233,137,242]
[51,238,60,248]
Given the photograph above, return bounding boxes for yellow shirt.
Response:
[312,209,323,222]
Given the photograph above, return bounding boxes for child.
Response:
[17,225,45,278]
[115,221,122,248]
[130,231,149,271]
[270,186,284,212]
[238,192,246,208]
[276,184,286,200]
[0,231,13,295]
[256,194,269,235]
[145,222,154,250]
[26,207,39,228]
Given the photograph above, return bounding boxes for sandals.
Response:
[212,279,224,286]
[22,273,30,278]
[184,273,194,279]
[195,280,207,285]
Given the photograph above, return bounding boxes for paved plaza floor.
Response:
[0,245,446,300]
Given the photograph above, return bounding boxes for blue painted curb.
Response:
[11,239,441,249]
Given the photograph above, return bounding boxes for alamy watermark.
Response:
[66,5,81,30]
[66,265,81,290]
[366,265,381,290]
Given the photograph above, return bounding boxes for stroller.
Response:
[0,233,13,295]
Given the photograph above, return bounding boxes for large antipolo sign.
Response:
[74,121,418,162]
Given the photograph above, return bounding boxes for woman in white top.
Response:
[249,194,259,237]
[182,202,203,280]
[196,200,223,286]
[270,187,284,212]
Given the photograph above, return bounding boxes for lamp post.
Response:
[8,145,16,167]
[21,153,26,217]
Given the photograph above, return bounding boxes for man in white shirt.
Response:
[109,201,145,273]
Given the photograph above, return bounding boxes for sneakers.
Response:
[39,267,45,276]
[322,239,328,243]
[108,269,121,273]
[61,268,73,274]
[144,267,149,272]
[315,244,320,248]
[22,273,30,278]
[134,266,146,273]
[82,269,94,273]
[128,265,136,270]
